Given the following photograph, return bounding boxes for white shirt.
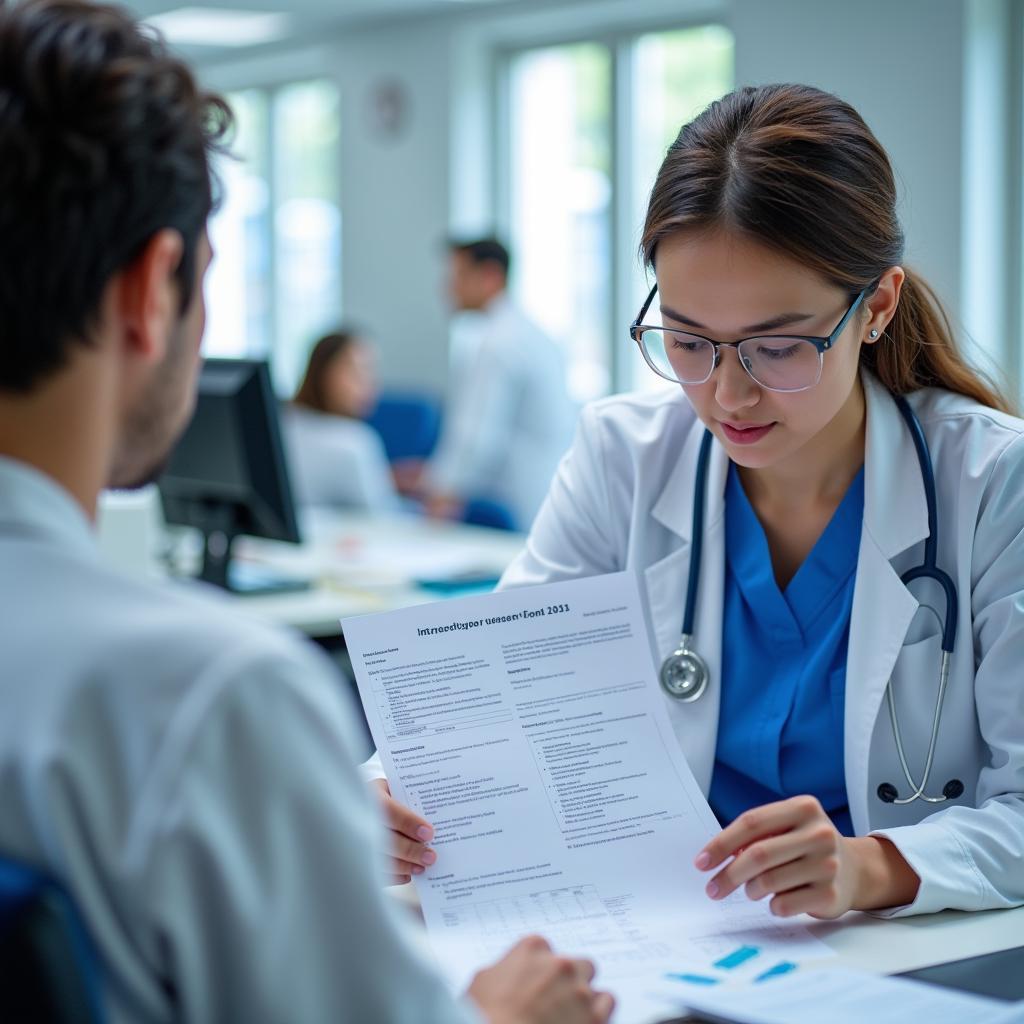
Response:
[499,373,1024,916]
[0,456,477,1024]
[428,294,576,530]
[282,404,399,513]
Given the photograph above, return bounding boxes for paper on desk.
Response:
[342,571,833,1021]
[661,966,1024,1024]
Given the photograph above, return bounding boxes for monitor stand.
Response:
[197,516,309,596]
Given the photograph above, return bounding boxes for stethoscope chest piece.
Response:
[660,636,709,702]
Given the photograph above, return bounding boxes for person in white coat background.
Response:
[370,84,1024,921]
[396,238,576,531]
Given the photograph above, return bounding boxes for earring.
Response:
[869,329,879,339]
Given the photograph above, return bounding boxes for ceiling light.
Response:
[145,7,290,47]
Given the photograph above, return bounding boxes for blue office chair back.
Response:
[0,855,105,1023]
[462,497,518,533]
[366,391,443,462]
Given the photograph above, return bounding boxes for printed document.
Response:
[343,571,832,1022]
[659,966,1024,1024]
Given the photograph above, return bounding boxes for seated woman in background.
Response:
[283,330,400,513]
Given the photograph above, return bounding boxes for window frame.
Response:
[205,73,343,394]
[1013,0,1024,402]
[493,16,734,396]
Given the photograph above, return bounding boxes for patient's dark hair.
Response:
[642,83,1010,413]
[0,0,232,392]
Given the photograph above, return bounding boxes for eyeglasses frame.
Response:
[629,283,870,393]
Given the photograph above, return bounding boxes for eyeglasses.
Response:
[629,285,868,393]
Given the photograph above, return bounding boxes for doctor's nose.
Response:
[713,346,761,412]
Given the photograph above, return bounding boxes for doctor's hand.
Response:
[694,795,921,919]
[467,935,615,1024]
[369,778,437,885]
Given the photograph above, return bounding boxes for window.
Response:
[502,24,733,398]
[204,79,341,395]
[205,89,270,361]
[272,81,342,392]
[508,44,612,402]
[627,25,734,392]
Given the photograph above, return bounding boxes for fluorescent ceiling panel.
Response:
[145,7,290,47]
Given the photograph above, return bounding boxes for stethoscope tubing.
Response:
[892,394,958,654]
[682,430,714,639]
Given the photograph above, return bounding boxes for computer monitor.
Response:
[158,358,305,593]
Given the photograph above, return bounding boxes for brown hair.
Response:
[293,330,361,413]
[641,83,1011,413]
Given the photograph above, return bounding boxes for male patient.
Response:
[0,2,612,1022]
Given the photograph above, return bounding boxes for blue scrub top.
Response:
[709,462,864,837]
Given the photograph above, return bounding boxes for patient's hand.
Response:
[370,778,437,885]
[468,935,614,1024]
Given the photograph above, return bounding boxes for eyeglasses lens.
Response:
[639,331,822,392]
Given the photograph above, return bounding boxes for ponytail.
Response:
[863,269,1013,414]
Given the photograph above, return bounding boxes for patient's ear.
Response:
[114,229,185,365]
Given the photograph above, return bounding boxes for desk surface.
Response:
[225,511,526,636]
[805,902,1024,975]
[900,943,1024,1002]
[387,883,1024,1021]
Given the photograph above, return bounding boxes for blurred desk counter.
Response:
[230,510,526,637]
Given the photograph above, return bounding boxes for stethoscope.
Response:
[660,394,964,805]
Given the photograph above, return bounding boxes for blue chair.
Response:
[0,856,105,1023]
[462,496,518,532]
[366,391,443,462]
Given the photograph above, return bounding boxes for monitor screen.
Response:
[159,358,303,592]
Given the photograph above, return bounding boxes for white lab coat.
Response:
[282,404,400,513]
[501,372,1024,916]
[0,456,478,1024]
[427,294,576,530]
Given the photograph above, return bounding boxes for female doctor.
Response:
[370,83,1024,920]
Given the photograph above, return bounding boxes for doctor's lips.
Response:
[719,420,776,445]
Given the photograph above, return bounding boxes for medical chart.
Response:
[343,571,833,1022]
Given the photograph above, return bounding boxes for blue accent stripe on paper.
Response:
[754,961,798,982]
[665,972,721,986]
[713,945,760,970]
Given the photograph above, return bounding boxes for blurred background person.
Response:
[284,330,400,513]
[394,238,576,532]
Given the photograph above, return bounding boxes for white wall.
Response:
[732,0,965,324]
[332,21,454,394]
